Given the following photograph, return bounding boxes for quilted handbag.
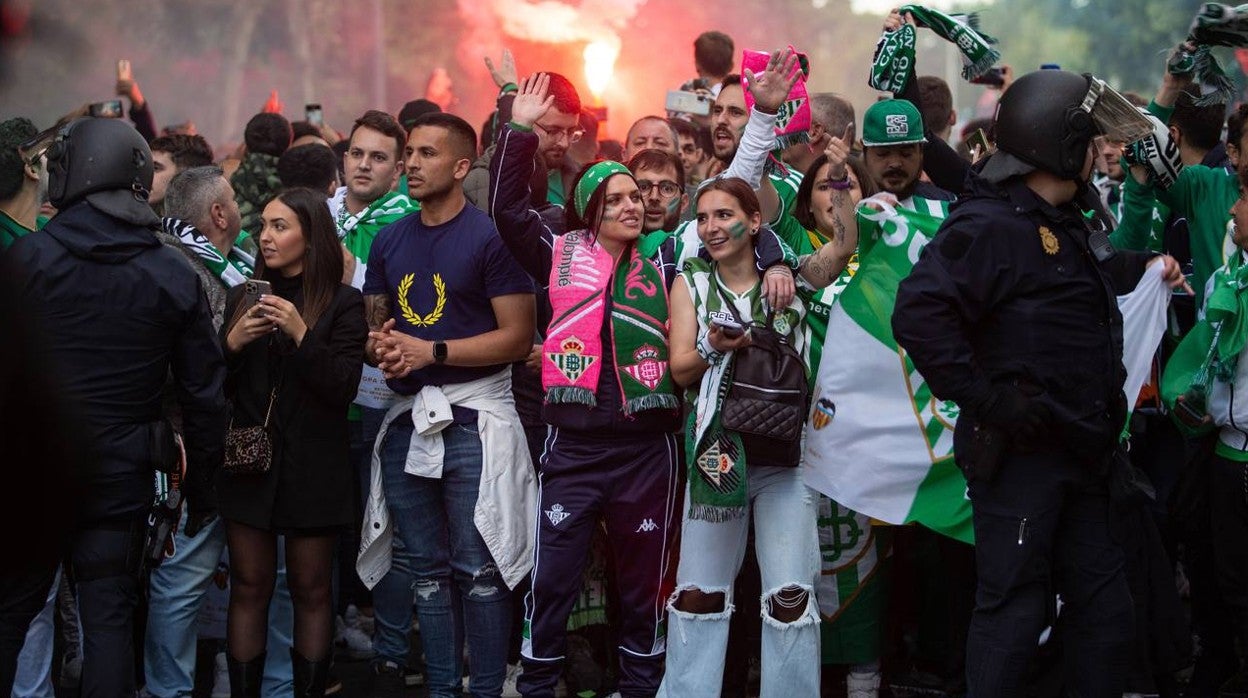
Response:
[715,289,809,447]
[223,388,277,474]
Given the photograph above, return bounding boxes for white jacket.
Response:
[356,368,537,590]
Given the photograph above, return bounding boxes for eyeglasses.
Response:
[534,121,584,144]
[636,180,682,198]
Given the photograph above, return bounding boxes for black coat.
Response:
[6,201,228,523]
[893,176,1153,465]
[217,274,366,531]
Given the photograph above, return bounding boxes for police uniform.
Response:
[892,69,1158,697]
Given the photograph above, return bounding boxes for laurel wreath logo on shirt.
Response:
[397,273,446,327]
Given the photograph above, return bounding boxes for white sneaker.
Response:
[344,603,376,637]
[847,669,881,698]
[333,615,375,660]
[501,662,522,698]
[211,652,231,698]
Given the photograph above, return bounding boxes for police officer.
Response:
[6,118,227,696]
[892,70,1187,696]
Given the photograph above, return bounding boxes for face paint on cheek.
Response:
[728,221,749,239]
[665,197,681,215]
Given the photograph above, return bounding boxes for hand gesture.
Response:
[257,294,308,345]
[512,73,555,129]
[884,8,917,32]
[485,49,519,89]
[744,48,800,115]
[824,122,854,180]
[226,303,276,353]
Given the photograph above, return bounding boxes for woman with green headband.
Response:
[486,71,800,696]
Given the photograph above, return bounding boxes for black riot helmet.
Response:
[992,70,1099,181]
[46,117,154,210]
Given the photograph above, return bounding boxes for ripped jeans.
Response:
[380,416,511,698]
[658,466,821,698]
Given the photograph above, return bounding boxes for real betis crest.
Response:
[899,347,959,464]
[775,97,807,131]
[548,336,595,383]
[695,434,741,493]
[623,344,667,390]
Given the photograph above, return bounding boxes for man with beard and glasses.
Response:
[629,149,688,237]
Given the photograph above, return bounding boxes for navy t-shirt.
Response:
[363,204,533,394]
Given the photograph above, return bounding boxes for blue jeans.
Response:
[360,407,416,667]
[142,510,294,697]
[659,466,821,698]
[380,415,510,698]
[12,568,59,698]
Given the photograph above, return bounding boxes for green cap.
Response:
[861,99,927,147]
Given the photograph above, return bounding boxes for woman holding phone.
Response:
[219,187,367,697]
[661,177,856,697]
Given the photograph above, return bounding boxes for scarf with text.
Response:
[543,229,678,414]
[869,5,999,95]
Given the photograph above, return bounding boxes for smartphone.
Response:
[666,90,712,117]
[305,103,323,126]
[969,67,1005,87]
[239,279,273,315]
[966,128,990,157]
[89,100,124,118]
[711,316,745,338]
[117,59,132,81]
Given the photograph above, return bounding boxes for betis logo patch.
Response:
[811,397,837,430]
[547,336,595,383]
[1039,226,1060,255]
[623,344,667,390]
[695,435,740,492]
[774,97,807,131]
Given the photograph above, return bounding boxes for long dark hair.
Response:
[563,160,638,238]
[235,187,342,333]
[794,154,877,232]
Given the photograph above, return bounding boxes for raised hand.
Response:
[744,48,800,115]
[485,48,519,89]
[824,121,854,180]
[511,73,555,129]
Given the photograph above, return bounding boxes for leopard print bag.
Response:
[223,388,277,474]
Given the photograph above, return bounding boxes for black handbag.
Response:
[223,388,277,474]
[715,288,809,448]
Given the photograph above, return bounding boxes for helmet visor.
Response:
[1081,76,1153,145]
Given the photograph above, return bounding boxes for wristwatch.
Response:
[433,341,448,364]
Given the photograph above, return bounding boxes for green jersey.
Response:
[0,210,47,251]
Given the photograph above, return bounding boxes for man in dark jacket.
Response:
[6,117,227,697]
[892,70,1186,696]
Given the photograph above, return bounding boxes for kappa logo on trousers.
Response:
[635,518,658,533]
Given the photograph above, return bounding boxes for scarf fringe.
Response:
[625,393,680,414]
[961,49,1001,82]
[545,386,597,407]
[774,131,810,151]
[688,503,748,523]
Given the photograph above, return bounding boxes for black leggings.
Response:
[226,521,336,661]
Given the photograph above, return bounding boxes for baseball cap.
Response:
[861,99,927,148]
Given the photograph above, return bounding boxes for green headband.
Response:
[573,160,632,220]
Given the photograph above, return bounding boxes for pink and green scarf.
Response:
[543,229,678,414]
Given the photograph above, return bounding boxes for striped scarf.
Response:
[683,258,808,521]
[163,218,254,288]
[543,230,679,414]
[1172,3,1248,106]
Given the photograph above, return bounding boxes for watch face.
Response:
[435,341,448,362]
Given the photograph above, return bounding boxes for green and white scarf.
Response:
[163,218,255,288]
[336,189,415,255]
[1171,3,1248,106]
[682,258,808,522]
[869,5,1000,95]
[1162,250,1248,431]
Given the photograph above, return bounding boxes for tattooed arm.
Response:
[799,125,860,289]
[363,293,392,366]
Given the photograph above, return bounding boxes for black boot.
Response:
[226,652,265,698]
[291,648,331,697]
